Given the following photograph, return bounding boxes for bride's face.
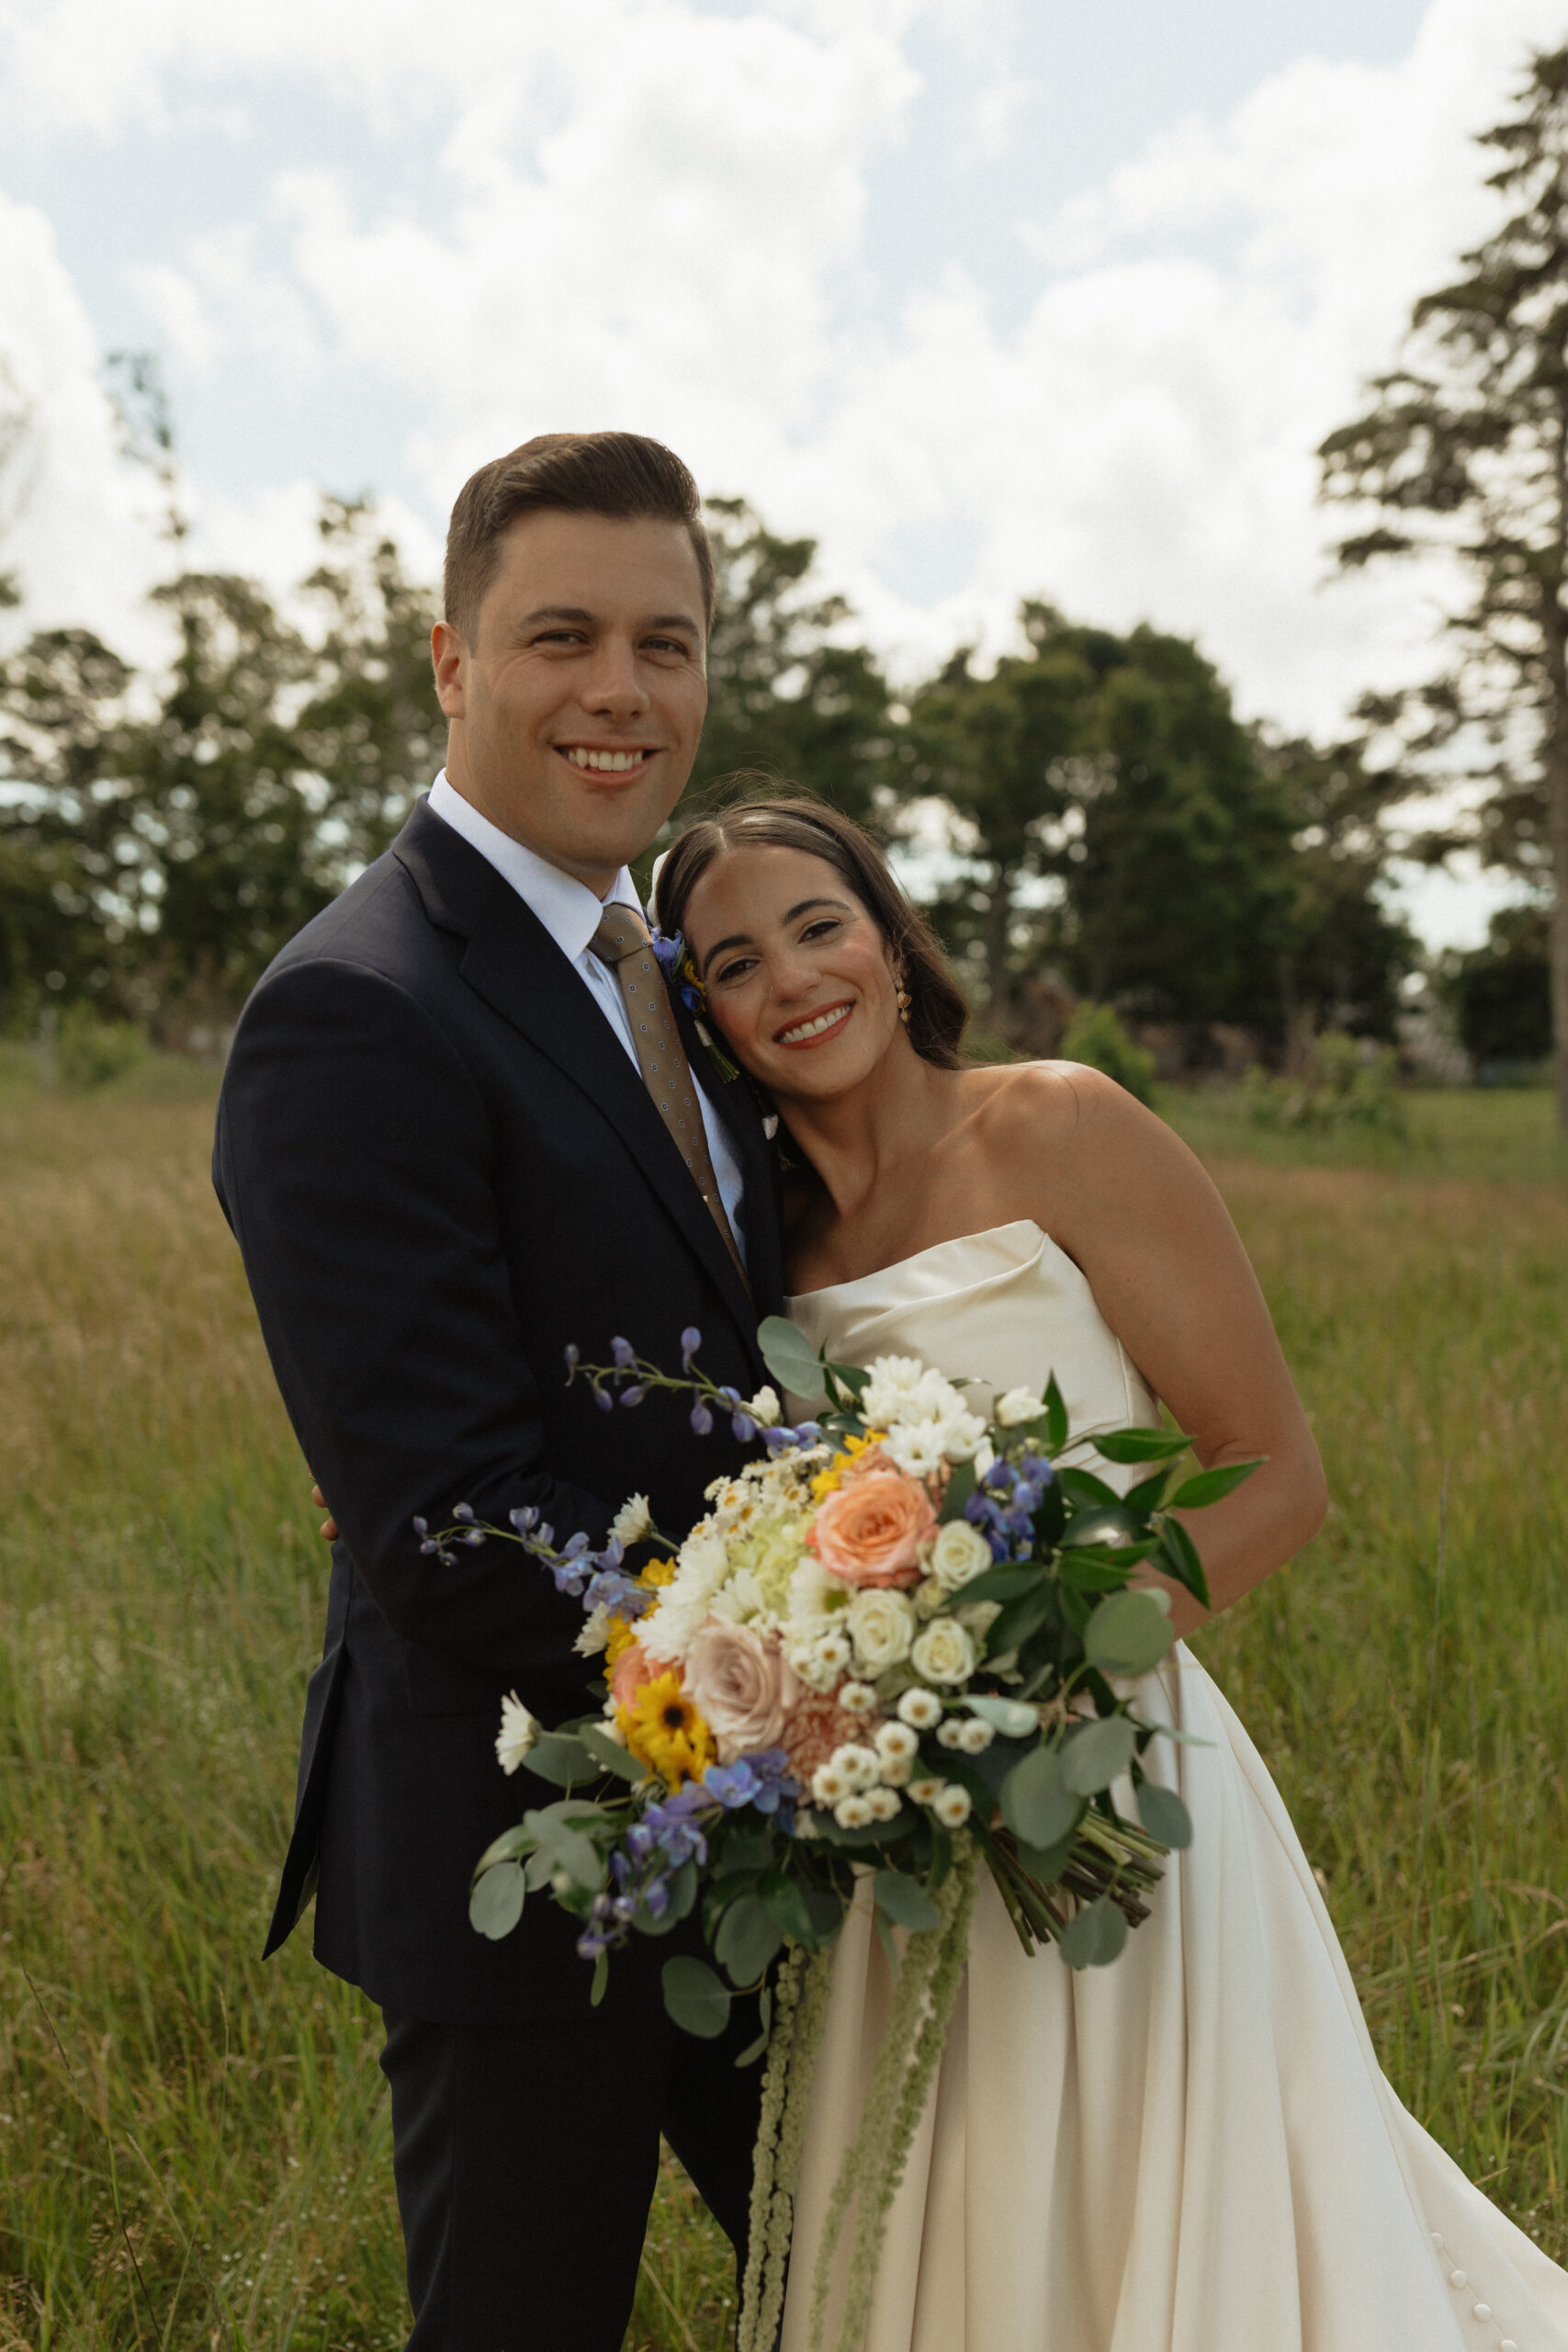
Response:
[681,844,906,1101]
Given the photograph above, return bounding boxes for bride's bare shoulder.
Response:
[964,1057,1197,1203]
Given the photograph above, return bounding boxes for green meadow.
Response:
[1,1058,1564,2349]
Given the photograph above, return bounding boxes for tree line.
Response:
[3,46,1566,1112]
[0,491,1414,1067]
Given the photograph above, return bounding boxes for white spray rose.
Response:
[994,1387,1046,1427]
[744,1386,782,1428]
[846,1587,917,1676]
[925,1519,994,1593]
[910,1618,978,1686]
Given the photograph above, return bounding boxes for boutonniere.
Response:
[650,928,740,1085]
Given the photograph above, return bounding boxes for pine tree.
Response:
[1320,45,1568,1127]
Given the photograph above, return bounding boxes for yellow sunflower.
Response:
[810,1430,888,1502]
[619,1671,716,1789]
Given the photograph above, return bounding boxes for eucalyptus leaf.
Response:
[873,1869,942,1932]
[964,1693,1040,1737]
[940,1456,978,1521]
[1136,1781,1193,1849]
[576,1723,644,1780]
[999,1745,1082,1848]
[523,1810,603,1891]
[590,1951,609,2007]
[637,1857,698,1935]
[1058,1894,1129,1969]
[758,1871,818,1947]
[662,1956,732,2039]
[473,1822,535,1872]
[1013,1832,1078,1885]
[1094,1428,1192,1464]
[523,1733,600,1788]
[1167,1459,1263,1511]
[803,1883,848,1943]
[953,1563,1042,1608]
[1059,1713,1136,1795]
[757,1316,829,1406]
[715,1894,784,1987]
[468,1860,525,1940]
[1083,1589,1175,1677]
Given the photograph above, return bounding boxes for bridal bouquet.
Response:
[427,1321,1252,2352]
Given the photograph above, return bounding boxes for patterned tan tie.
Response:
[590,903,750,1294]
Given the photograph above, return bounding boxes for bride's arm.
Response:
[1000,1064,1327,1638]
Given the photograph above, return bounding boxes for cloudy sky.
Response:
[2,0,1564,943]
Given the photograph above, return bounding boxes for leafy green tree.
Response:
[910,607,1303,1044]
[1261,733,1418,1045]
[1446,900,1551,1067]
[683,498,895,821]
[295,496,445,867]
[0,628,140,1026]
[1319,45,1568,1125]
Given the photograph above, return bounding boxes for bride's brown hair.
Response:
[653,794,970,1071]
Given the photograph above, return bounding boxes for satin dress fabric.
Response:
[780,1221,1568,2352]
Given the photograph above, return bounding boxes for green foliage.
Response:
[1240,1031,1405,1134]
[53,1004,148,1091]
[1319,43,1568,1121]
[1445,901,1551,1069]
[1057,1001,1156,1103]
[682,498,895,823]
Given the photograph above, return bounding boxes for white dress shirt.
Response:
[426,773,747,1257]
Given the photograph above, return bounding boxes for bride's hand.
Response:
[310,1479,339,1542]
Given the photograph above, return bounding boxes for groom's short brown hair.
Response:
[443,431,716,646]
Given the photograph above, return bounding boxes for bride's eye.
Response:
[712,953,759,986]
[800,918,841,944]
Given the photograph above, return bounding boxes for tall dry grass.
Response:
[0,1068,1564,2346]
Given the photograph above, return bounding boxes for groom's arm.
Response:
[216,954,614,1690]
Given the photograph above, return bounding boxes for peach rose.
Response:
[807,1471,936,1589]
[683,1622,801,1763]
[611,1641,660,1713]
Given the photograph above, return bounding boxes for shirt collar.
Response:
[426,771,641,962]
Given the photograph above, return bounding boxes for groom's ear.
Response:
[432,619,468,718]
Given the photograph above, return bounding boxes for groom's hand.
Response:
[310,1479,338,1542]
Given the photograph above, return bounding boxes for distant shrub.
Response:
[55,1005,149,1091]
[1241,1030,1404,1133]
[1058,1001,1156,1106]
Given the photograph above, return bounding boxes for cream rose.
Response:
[910,1617,978,1685]
[925,1519,994,1593]
[808,1472,936,1588]
[683,1621,801,1762]
[846,1587,917,1676]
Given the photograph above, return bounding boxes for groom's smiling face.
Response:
[432,508,708,894]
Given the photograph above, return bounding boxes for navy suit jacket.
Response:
[214,797,784,2025]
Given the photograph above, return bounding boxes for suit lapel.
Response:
[393,803,762,1353]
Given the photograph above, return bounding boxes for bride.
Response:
[653,797,1568,2352]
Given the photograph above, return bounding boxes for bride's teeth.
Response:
[782,1006,849,1043]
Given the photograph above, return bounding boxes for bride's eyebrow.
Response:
[700,897,852,976]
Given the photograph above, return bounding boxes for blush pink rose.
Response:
[807,1472,935,1589]
[683,1622,802,1763]
[611,1642,660,1713]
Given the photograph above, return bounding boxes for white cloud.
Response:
[0,188,171,655]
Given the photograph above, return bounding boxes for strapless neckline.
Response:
[784,1216,1057,1304]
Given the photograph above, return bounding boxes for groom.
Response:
[214,432,784,2349]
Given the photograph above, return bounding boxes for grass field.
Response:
[1,1057,1565,2348]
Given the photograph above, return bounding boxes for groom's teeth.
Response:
[564,747,648,771]
[780,1007,850,1044]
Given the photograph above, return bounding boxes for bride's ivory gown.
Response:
[781,1221,1568,2352]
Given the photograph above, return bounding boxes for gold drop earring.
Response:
[896,983,912,1026]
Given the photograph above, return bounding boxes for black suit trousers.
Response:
[379,1995,767,2352]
